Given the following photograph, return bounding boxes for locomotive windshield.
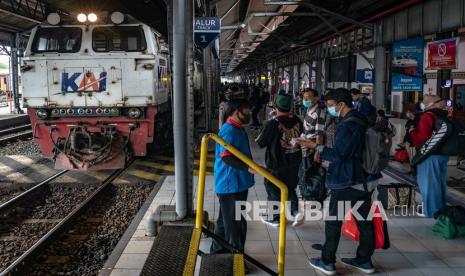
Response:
[32,27,82,53]
[92,26,147,52]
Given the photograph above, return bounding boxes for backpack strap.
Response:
[346,116,370,191]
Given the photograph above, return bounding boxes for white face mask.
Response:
[420,102,434,111]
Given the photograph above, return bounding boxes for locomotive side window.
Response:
[92,26,147,52]
[32,27,82,53]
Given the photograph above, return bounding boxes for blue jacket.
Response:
[320,110,367,190]
[214,120,255,194]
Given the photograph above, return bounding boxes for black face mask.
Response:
[238,112,251,125]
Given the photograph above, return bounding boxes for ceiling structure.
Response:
[0,0,168,52]
[0,0,48,50]
[214,0,408,73]
[0,0,410,72]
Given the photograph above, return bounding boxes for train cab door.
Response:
[453,84,465,120]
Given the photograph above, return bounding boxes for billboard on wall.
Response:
[427,38,458,69]
[391,37,424,91]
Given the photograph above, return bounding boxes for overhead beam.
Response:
[0,7,41,23]
[220,0,241,20]
[267,0,373,30]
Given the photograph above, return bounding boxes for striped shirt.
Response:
[303,103,327,136]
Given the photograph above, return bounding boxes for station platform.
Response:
[100,125,465,276]
[0,113,29,129]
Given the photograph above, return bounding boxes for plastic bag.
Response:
[433,214,465,240]
[394,148,409,163]
[341,206,387,249]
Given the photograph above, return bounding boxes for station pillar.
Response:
[315,59,323,93]
[374,45,386,109]
[11,33,22,114]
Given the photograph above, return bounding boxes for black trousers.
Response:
[211,190,249,253]
[322,187,375,264]
[264,165,300,220]
[252,106,261,126]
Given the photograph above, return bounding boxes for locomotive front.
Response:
[22,12,171,170]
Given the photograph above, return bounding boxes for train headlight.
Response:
[110,11,124,24]
[128,108,141,119]
[77,13,87,23]
[47,13,60,25]
[36,109,47,120]
[88,13,98,23]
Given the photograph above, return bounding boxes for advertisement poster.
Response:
[391,38,424,91]
[427,38,458,69]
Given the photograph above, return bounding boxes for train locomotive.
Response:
[22,11,171,170]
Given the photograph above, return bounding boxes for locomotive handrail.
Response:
[195,133,288,276]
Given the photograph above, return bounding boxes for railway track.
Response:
[0,162,134,276]
[0,124,33,146]
[0,170,68,213]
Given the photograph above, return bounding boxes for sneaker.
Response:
[292,212,304,227]
[309,257,336,276]
[260,216,279,228]
[341,258,375,274]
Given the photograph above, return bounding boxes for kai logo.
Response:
[61,71,107,94]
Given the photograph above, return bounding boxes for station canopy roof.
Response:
[214,0,408,73]
[0,0,408,73]
[0,0,168,49]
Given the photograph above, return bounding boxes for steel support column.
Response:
[374,22,386,109]
[316,59,323,93]
[186,0,194,212]
[11,33,22,113]
[173,0,190,217]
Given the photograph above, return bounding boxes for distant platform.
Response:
[0,114,29,129]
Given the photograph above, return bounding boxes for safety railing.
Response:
[195,133,289,276]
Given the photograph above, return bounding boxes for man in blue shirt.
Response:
[211,99,255,255]
[351,88,376,124]
[299,89,376,275]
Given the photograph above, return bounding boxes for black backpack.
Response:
[412,118,465,165]
[298,159,327,203]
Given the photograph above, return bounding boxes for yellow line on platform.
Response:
[154,155,175,162]
[193,159,214,167]
[137,161,175,172]
[139,160,214,173]
[127,169,161,181]
[193,170,212,176]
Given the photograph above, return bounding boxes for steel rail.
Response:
[0,130,33,146]
[0,124,31,136]
[0,161,133,276]
[0,169,68,213]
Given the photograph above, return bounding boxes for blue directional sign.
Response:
[194,17,221,49]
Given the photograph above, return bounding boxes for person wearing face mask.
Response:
[351,88,377,125]
[256,94,304,228]
[298,88,376,275]
[301,88,327,144]
[409,95,449,217]
[211,99,256,256]
[298,88,328,205]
